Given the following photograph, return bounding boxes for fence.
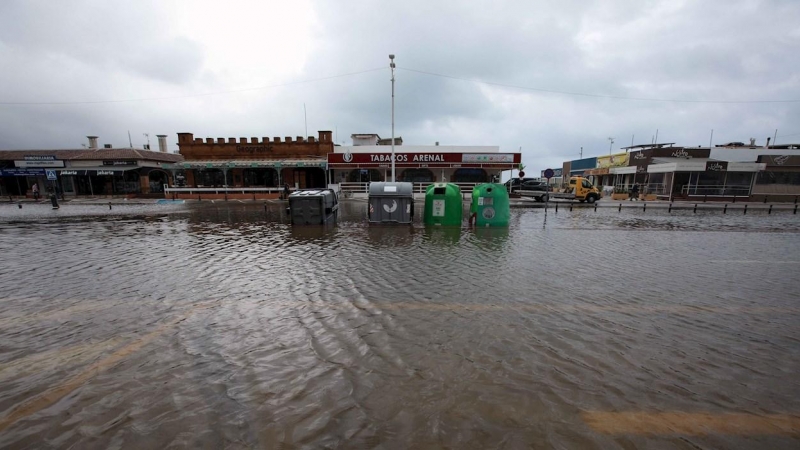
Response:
[681,184,751,197]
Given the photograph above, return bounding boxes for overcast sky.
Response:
[1,0,798,174]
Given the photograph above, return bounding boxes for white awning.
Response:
[727,162,766,172]
[610,166,637,174]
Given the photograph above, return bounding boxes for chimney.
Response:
[156,135,168,153]
[766,137,771,148]
[435,141,439,146]
[87,136,98,148]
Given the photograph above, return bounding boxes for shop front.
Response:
[327,151,521,189]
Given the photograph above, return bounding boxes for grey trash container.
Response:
[368,182,414,224]
[287,189,339,225]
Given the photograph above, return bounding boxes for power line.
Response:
[0,67,386,106]
[398,67,800,104]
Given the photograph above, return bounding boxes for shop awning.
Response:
[57,167,138,176]
[165,160,327,170]
[610,166,637,175]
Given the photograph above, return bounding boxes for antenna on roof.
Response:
[128,131,133,149]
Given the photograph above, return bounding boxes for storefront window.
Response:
[757,171,800,185]
[196,169,225,187]
[452,168,487,183]
[400,168,434,182]
[243,168,277,187]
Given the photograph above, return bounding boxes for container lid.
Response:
[368,182,414,196]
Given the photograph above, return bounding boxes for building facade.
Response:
[0,136,182,198]
[168,131,334,191]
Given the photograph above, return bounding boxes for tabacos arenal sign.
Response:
[328,153,520,165]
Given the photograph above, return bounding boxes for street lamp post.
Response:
[608,137,615,155]
[390,54,396,182]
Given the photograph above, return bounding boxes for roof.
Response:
[620,143,676,150]
[0,148,184,163]
[351,133,381,138]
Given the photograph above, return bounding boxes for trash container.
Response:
[470,183,510,227]
[368,182,414,224]
[424,183,462,226]
[287,189,338,225]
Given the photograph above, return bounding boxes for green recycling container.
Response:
[471,183,510,227]
[424,183,462,226]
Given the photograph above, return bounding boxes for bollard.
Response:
[643,202,646,212]
[795,196,798,205]
[769,204,773,214]
[723,204,727,214]
[253,193,256,201]
[733,195,736,203]
[225,192,228,201]
[668,203,672,213]
[198,195,201,201]
[18,202,22,209]
[704,194,707,203]
[172,193,176,201]
[555,202,558,212]
[108,202,112,210]
[264,202,267,213]
[569,203,573,211]
[594,203,597,212]
[50,194,59,209]
[618,203,622,212]
[763,196,767,204]
[694,204,697,213]
[744,204,747,215]
[795,204,797,214]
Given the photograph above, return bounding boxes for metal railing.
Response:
[339,181,482,194]
[164,186,284,195]
[681,185,751,197]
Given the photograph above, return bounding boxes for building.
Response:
[0,136,182,198]
[328,134,521,184]
[167,131,334,191]
[559,140,800,201]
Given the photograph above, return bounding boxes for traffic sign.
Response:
[544,168,555,179]
[46,169,57,180]
[518,171,525,178]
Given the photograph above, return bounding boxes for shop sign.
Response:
[328,152,520,165]
[96,170,117,176]
[60,170,80,176]
[758,155,800,166]
[0,168,46,176]
[24,155,57,161]
[705,161,728,172]
[14,160,65,168]
[102,160,137,166]
[597,153,629,168]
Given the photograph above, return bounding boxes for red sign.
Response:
[327,152,521,167]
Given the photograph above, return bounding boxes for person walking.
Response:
[629,183,639,201]
[31,182,39,201]
[283,183,291,200]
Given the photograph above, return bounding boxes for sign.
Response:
[462,154,515,163]
[597,153,629,168]
[757,154,800,166]
[432,199,445,217]
[102,160,137,166]
[235,144,274,154]
[46,170,57,180]
[541,168,562,178]
[24,155,56,161]
[59,170,80,176]
[327,152,521,166]
[518,171,525,178]
[705,161,728,172]
[544,168,555,179]
[0,168,46,177]
[14,160,65,168]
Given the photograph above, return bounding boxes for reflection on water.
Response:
[0,202,799,448]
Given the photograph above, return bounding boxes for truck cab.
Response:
[565,176,602,203]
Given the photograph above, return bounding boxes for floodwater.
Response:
[1,200,799,449]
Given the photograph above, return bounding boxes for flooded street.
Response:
[1,201,799,448]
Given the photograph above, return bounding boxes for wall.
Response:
[177,131,334,160]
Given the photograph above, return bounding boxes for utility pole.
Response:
[390,54,396,182]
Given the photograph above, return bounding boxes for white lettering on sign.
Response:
[412,154,444,162]
[370,154,409,162]
[671,149,690,158]
[432,199,445,217]
[707,162,725,171]
[633,152,647,160]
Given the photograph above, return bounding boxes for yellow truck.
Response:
[517,177,603,203]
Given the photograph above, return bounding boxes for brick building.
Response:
[170,131,333,191]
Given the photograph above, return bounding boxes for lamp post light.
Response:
[390,54,396,182]
[608,137,615,155]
